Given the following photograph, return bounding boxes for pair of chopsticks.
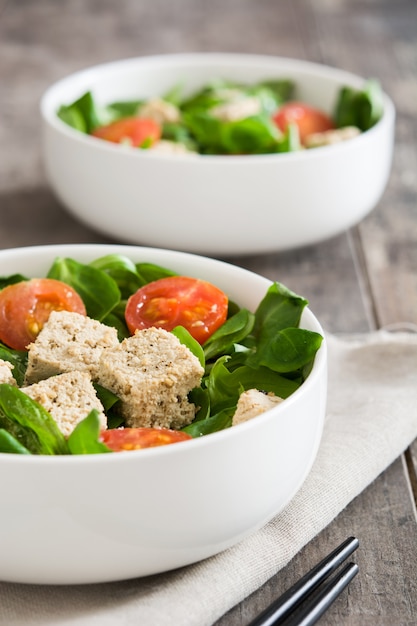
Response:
[247,536,359,626]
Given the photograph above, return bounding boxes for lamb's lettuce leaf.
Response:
[182,111,285,155]
[135,262,178,283]
[0,384,69,455]
[0,343,28,386]
[67,410,112,454]
[0,428,31,454]
[334,79,384,131]
[203,308,255,361]
[55,76,384,155]
[184,280,322,437]
[247,327,324,373]
[47,257,121,321]
[57,91,101,133]
[182,408,233,437]
[0,273,28,289]
[171,326,205,369]
[0,253,324,450]
[89,254,144,298]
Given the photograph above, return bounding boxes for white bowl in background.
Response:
[40,53,395,256]
[0,243,326,584]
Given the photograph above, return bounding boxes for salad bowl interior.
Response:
[0,244,327,584]
[41,53,395,255]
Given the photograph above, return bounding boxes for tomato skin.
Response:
[0,278,86,351]
[100,427,192,451]
[273,102,334,144]
[125,276,228,344]
[91,117,161,147]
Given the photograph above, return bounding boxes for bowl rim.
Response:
[40,51,395,164]
[0,242,327,465]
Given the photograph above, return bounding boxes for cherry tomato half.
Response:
[91,117,161,147]
[125,276,228,345]
[0,278,86,351]
[100,427,192,451]
[273,102,334,145]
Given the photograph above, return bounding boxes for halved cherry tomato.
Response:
[273,102,334,145]
[100,427,192,451]
[91,117,161,147]
[0,278,86,351]
[125,276,228,344]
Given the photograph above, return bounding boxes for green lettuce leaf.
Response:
[0,384,69,455]
[47,257,121,321]
[67,410,112,454]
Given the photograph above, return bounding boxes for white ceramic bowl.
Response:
[0,244,327,584]
[40,53,395,256]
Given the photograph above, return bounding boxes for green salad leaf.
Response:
[162,121,198,151]
[182,408,234,438]
[258,79,295,103]
[253,282,308,336]
[67,410,112,455]
[47,257,121,321]
[0,254,324,451]
[0,428,31,454]
[89,254,144,298]
[0,343,28,386]
[57,91,101,133]
[135,262,178,283]
[203,308,255,361]
[183,279,323,437]
[105,100,143,119]
[334,79,384,131]
[0,274,28,289]
[247,327,324,373]
[171,326,205,369]
[182,111,285,155]
[0,384,69,455]
[205,357,300,415]
[55,75,384,155]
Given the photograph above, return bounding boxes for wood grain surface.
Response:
[1,1,416,624]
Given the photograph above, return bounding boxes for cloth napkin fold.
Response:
[1,330,416,626]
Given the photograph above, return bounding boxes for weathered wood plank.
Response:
[314,0,417,328]
[215,456,417,625]
[0,0,311,193]
[0,188,110,248]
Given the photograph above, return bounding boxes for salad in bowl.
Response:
[0,247,322,455]
[0,244,326,584]
[41,53,395,255]
[57,75,384,156]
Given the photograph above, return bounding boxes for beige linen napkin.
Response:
[1,330,416,626]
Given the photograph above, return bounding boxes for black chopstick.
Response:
[283,561,359,626]
[247,536,359,626]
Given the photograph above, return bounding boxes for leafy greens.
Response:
[56,77,384,156]
[0,254,323,454]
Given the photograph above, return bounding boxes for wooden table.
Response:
[1,1,416,623]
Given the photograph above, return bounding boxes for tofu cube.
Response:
[98,327,204,430]
[21,371,106,437]
[25,310,119,384]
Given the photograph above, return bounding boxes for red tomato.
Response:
[273,102,334,144]
[91,117,161,147]
[0,278,86,351]
[125,276,228,344]
[100,427,192,451]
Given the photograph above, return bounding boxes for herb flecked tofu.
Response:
[232,389,283,426]
[21,371,106,437]
[0,359,16,386]
[24,310,119,384]
[98,327,204,430]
